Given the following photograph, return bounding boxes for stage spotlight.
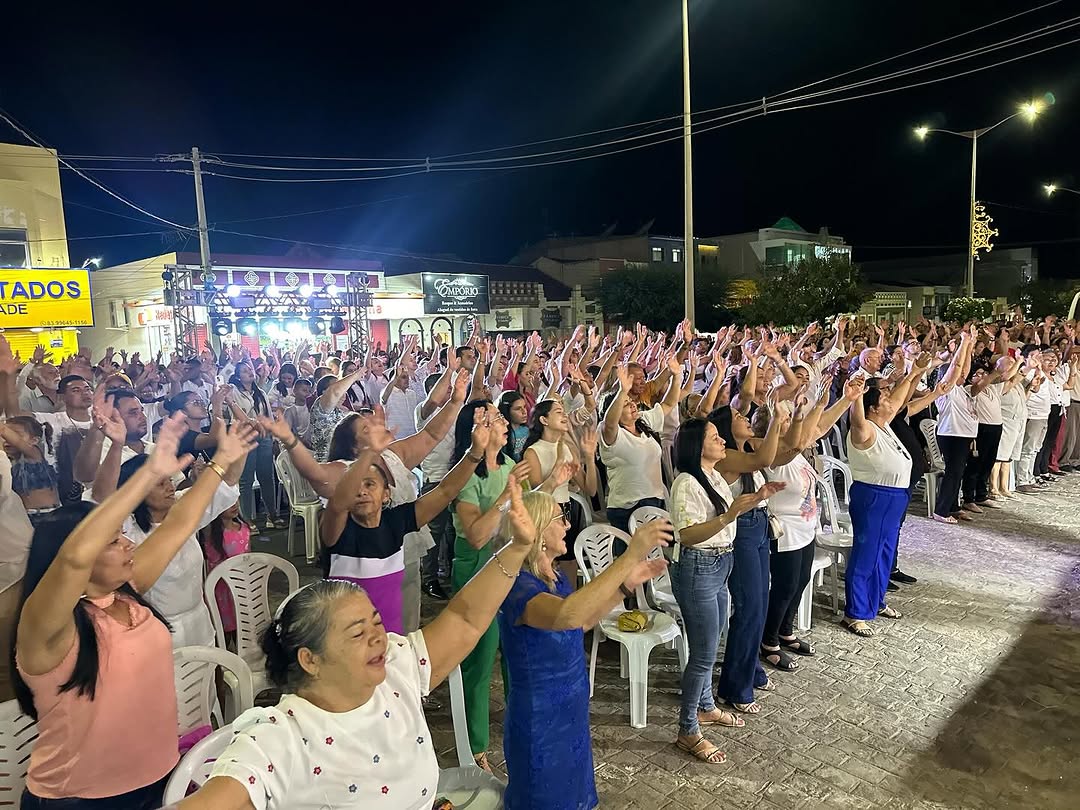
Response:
[260,318,283,338]
[308,316,326,335]
[236,316,258,337]
[211,316,234,337]
[226,284,241,298]
[263,284,280,298]
[285,318,305,336]
[299,283,314,297]
[329,315,347,335]
[325,283,339,298]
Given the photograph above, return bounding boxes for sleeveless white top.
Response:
[846,422,912,489]
[529,438,573,503]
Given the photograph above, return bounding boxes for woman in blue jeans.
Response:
[669,418,784,764]
[227,362,283,531]
[707,405,789,716]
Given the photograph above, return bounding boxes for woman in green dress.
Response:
[449,399,535,772]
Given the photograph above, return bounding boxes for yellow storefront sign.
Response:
[0,269,94,328]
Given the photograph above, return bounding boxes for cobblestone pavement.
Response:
[417,482,1080,810]
[270,478,1080,809]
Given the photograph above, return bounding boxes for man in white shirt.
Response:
[381,360,425,440]
[73,390,153,487]
[16,359,61,414]
[414,371,457,600]
[29,375,94,468]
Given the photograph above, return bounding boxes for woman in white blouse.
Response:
[599,361,681,535]
[669,418,781,765]
[932,330,978,524]
[175,478,539,810]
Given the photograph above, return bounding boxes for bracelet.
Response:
[492,551,517,579]
[206,461,227,480]
[282,435,299,450]
[619,584,634,599]
[466,450,484,463]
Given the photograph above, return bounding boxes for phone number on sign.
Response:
[33,319,93,328]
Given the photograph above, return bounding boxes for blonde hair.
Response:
[501,489,560,591]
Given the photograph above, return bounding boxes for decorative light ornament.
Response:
[971,202,998,261]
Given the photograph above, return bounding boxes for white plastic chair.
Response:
[627,506,688,671]
[574,524,683,729]
[0,700,37,807]
[162,725,234,803]
[795,546,834,631]
[569,490,593,526]
[174,646,255,738]
[918,418,945,516]
[813,476,853,616]
[830,423,848,462]
[440,666,505,806]
[203,552,300,695]
[818,457,852,531]
[274,452,323,563]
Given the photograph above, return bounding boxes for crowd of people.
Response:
[0,306,1076,809]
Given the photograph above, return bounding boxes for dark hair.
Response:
[163,391,197,415]
[862,386,885,412]
[452,399,501,478]
[275,363,298,397]
[673,418,730,516]
[522,399,558,455]
[117,454,158,533]
[261,580,364,690]
[497,391,525,458]
[707,406,755,495]
[455,346,475,359]
[328,413,361,463]
[7,415,54,457]
[229,362,270,416]
[10,503,171,719]
[315,375,336,397]
[202,513,227,560]
[106,389,140,411]
[600,391,662,445]
[294,377,313,391]
[58,375,88,394]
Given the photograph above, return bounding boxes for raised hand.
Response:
[469,406,492,456]
[578,427,598,459]
[843,376,867,402]
[95,398,128,444]
[0,335,19,376]
[359,405,395,453]
[615,364,633,392]
[451,368,471,403]
[146,413,195,479]
[505,476,535,549]
[212,420,260,467]
[256,412,294,442]
[624,557,668,592]
[628,518,673,560]
[551,461,579,489]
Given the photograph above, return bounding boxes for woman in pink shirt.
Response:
[11,415,257,810]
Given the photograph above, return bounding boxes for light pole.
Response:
[914,99,1047,297]
[681,0,695,322]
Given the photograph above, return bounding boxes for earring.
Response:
[541,541,547,553]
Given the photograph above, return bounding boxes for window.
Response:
[651,247,663,262]
[0,228,28,269]
[672,248,683,264]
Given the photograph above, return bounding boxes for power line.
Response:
[0,106,196,233]
[20,229,177,245]
[200,167,431,184]
[64,198,191,229]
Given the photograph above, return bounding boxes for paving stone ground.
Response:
[273,477,1080,809]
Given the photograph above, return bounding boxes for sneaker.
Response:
[890,569,918,585]
[423,581,450,601]
[887,581,900,592]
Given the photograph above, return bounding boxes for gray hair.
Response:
[262,579,366,690]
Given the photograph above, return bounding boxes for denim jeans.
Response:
[716,508,770,706]
[670,546,734,735]
[607,497,666,555]
[21,775,167,809]
[240,435,277,522]
[419,481,453,585]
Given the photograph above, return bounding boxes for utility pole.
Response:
[191,147,212,277]
[965,134,977,298]
[681,0,695,323]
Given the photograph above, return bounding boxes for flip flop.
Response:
[676,736,727,764]
[841,618,875,637]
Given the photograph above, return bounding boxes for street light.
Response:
[913,97,1050,297]
[1044,182,1080,197]
[680,0,695,323]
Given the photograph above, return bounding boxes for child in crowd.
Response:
[1,417,60,524]
[200,501,251,647]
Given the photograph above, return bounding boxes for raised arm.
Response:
[413,407,489,525]
[131,419,257,594]
[257,413,344,499]
[657,355,683,415]
[602,365,632,446]
[389,369,468,471]
[317,367,365,411]
[846,377,874,449]
[319,446,385,548]
[716,406,788,475]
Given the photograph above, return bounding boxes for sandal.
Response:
[756,677,776,692]
[878,605,903,619]
[932,514,958,525]
[841,618,875,637]
[676,736,727,764]
[726,700,761,714]
[779,636,815,656]
[473,752,493,773]
[697,708,744,727]
[760,645,799,671]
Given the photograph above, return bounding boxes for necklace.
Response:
[83,592,117,609]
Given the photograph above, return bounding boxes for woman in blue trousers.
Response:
[707,405,789,715]
[843,372,921,637]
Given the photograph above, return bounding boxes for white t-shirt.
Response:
[974,382,1003,426]
[935,386,978,438]
[210,630,437,810]
[669,468,736,549]
[383,386,420,440]
[121,480,239,648]
[1054,363,1071,407]
[765,455,818,552]
[846,422,912,489]
[1025,370,1052,420]
[414,405,453,483]
[599,404,667,509]
[34,410,92,467]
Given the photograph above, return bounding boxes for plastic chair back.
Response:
[174,646,255,737]
[162,725,235,803]
[569,491,593,526]
[274,452,320,507]
[830,423,848,462]
[203,553,300,668]
[574,524,631,583]
[919,418,946,471]
[0,700,37,807]
[820,456,853,504]
[814,473,847,537]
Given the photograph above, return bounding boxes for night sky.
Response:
[4,0,1079,276]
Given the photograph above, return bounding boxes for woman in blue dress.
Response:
[497,486,672,810]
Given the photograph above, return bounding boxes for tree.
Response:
[596,256,734,331]
[944,297,993,323]
[1017,279,1080,320]
[739,255,870,327]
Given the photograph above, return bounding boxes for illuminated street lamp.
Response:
[1044,182,1080,197]
[913,96,1052,296]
